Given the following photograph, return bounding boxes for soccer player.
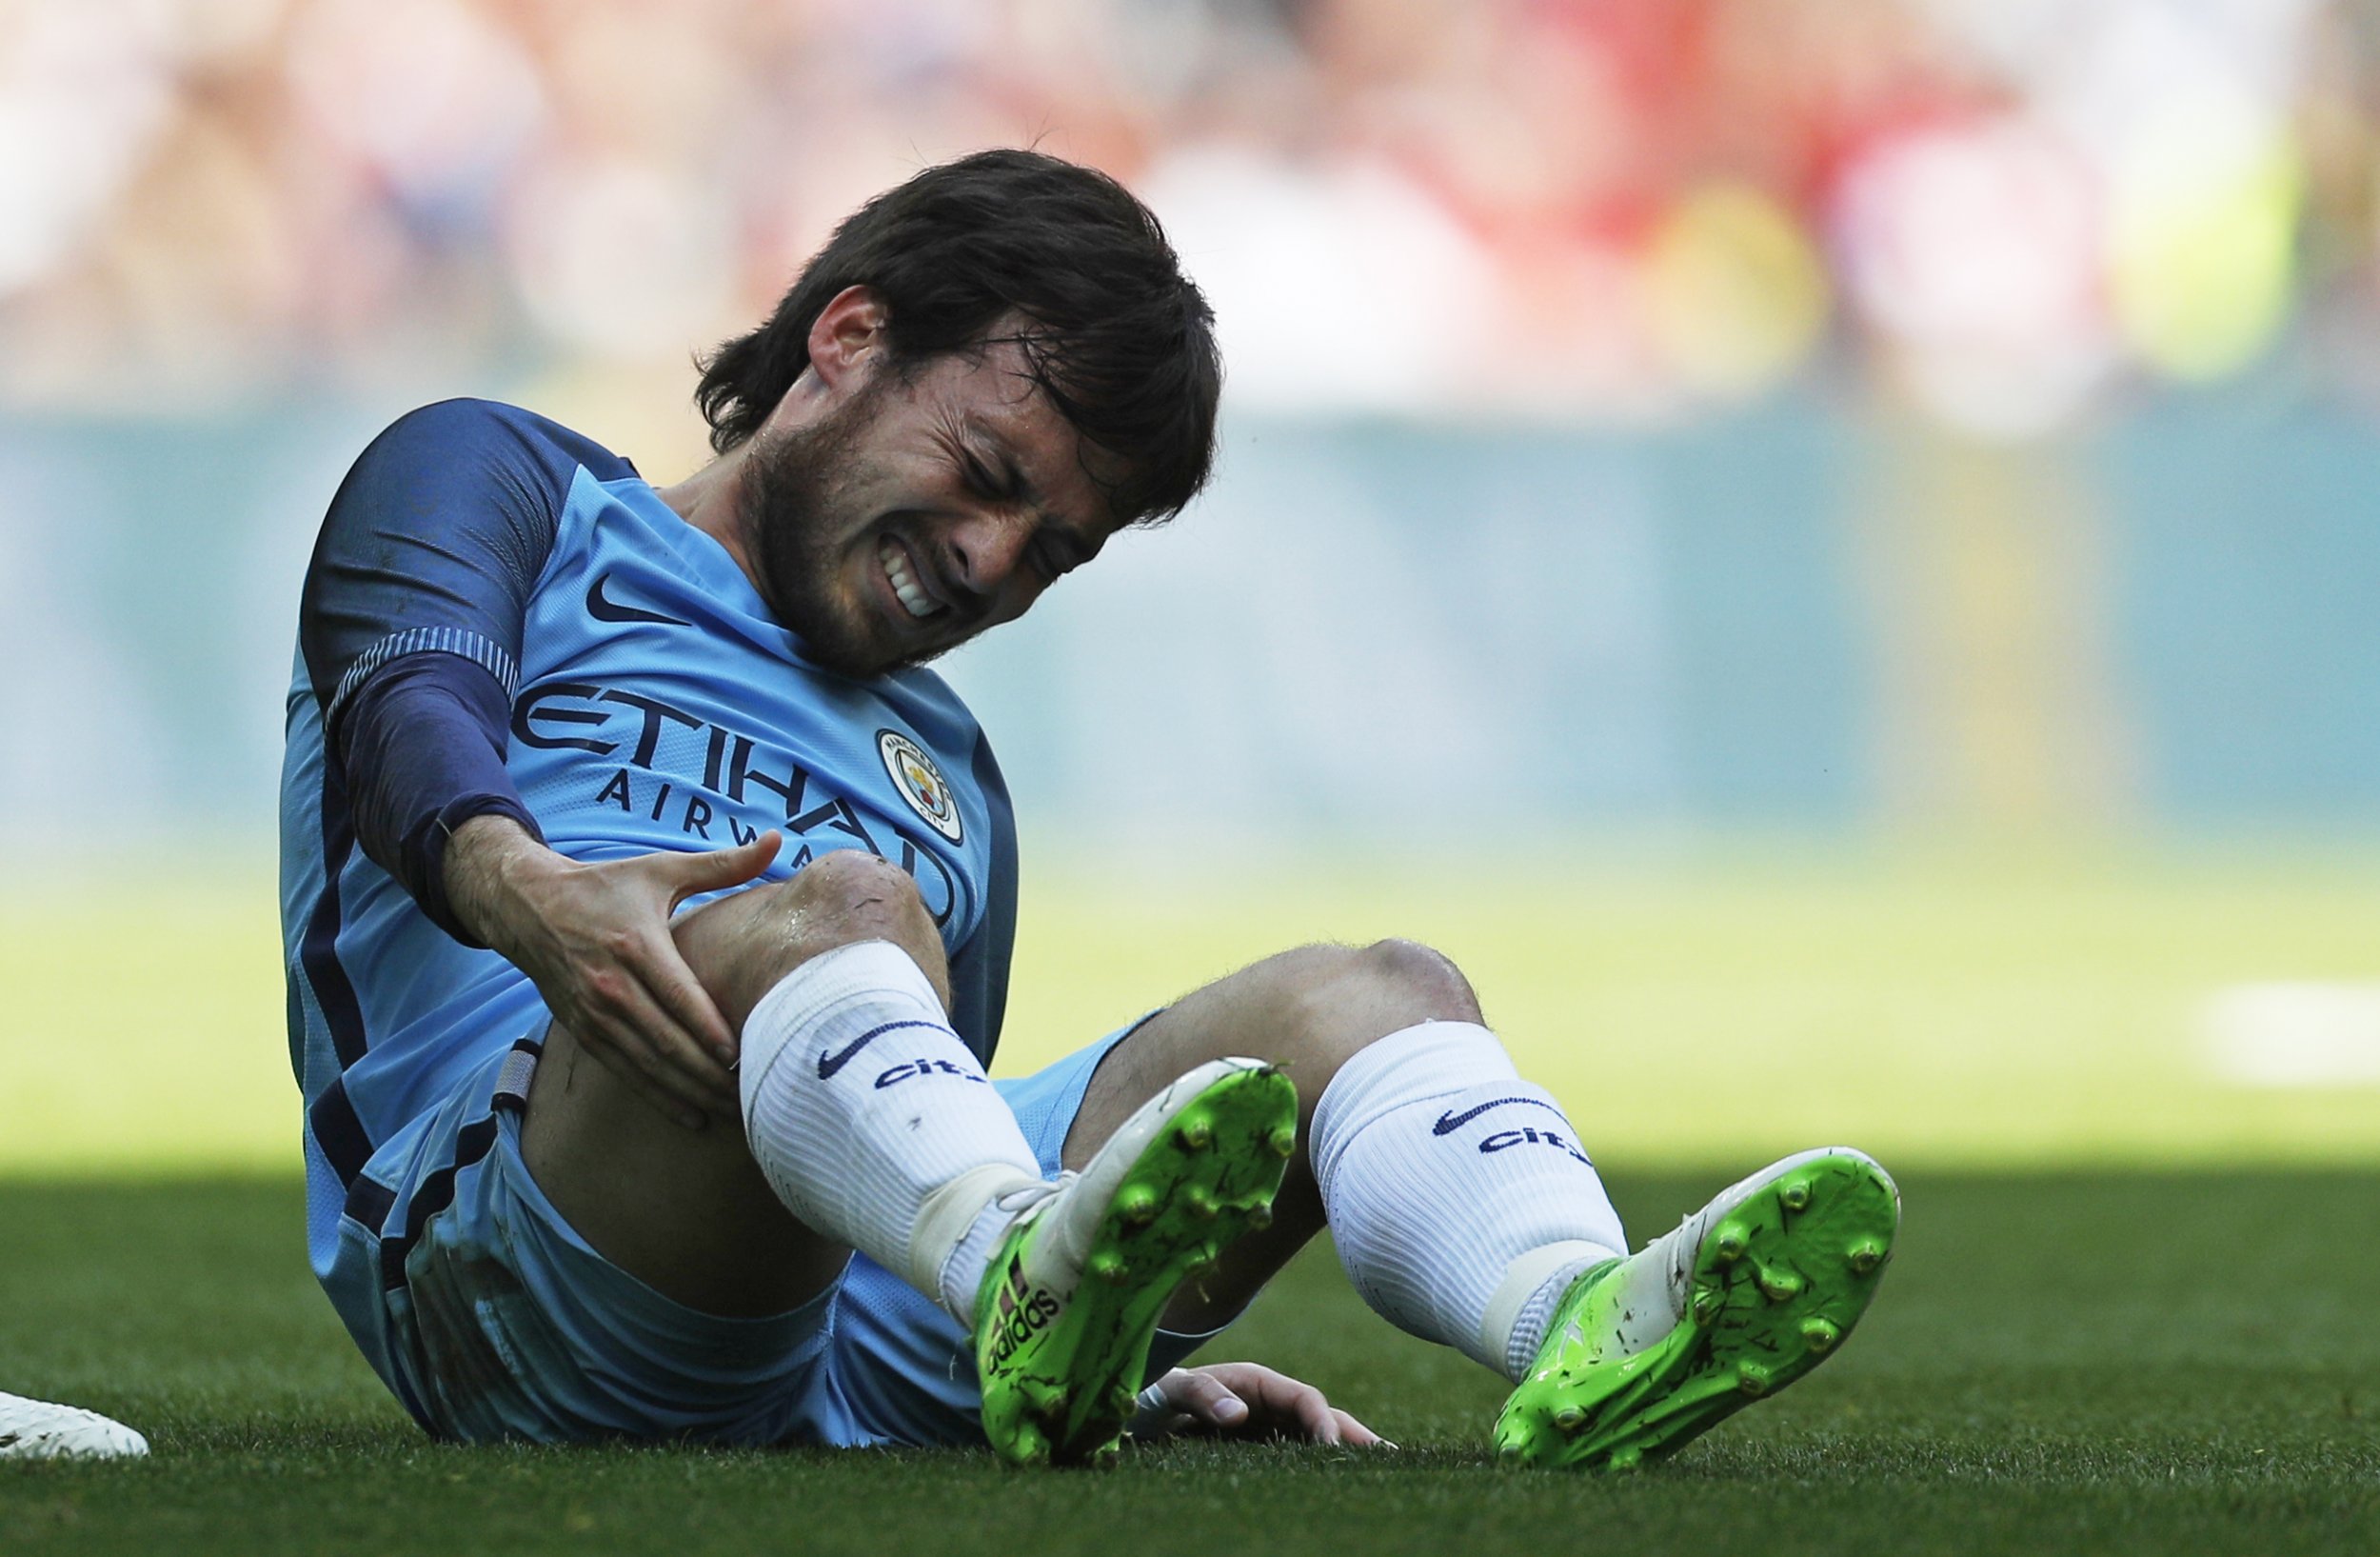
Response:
[0,1392,148,1459]
[280,149,1897,1467]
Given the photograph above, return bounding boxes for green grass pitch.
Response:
[8,841,2380,1173]
[2,843,2377,1549]
[4,1171,2376,1555]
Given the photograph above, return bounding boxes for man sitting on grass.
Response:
[280,148,1897,1467]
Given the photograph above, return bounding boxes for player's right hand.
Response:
[444,816,782,1130]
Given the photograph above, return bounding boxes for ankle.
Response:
[1486,1242,1625,1382]
[927,1169,1046,1323]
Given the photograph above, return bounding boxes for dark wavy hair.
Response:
[695,149,1221,525]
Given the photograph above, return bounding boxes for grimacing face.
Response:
[738,339,1125,679]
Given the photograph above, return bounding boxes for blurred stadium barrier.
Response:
[1,389,2374,849]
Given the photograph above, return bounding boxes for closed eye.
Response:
[959,444,1025,507]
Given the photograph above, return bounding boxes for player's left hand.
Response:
[1129,1363,1390,1447]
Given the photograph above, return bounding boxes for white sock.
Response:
[935,1195,1026,1322]
[1310,1021,1627,1380]
[738,940,1041,1322]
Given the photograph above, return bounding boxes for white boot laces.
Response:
[995,1170,1079,1226]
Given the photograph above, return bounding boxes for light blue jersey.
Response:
[279,402,1020,1407]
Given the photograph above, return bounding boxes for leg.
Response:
[1070,936,1901,1471]
[527,848,1300,1467]
[1065,940,1489,1332]
[520,849,986,1317]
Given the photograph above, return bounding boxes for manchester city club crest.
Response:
[877,729,963,844]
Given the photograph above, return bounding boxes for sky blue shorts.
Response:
[326,1014,1215,1447]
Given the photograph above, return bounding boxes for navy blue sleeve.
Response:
[334,656,544,942]
[299,398,631,942]
[944,731,1020,1062]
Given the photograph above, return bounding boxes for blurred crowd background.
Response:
[1,0,2376,847]
[1,0,2367,428]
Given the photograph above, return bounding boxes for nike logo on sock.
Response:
[817,1018,953,1079]
[585,571,691,627]
[1431,1095,1567,1135]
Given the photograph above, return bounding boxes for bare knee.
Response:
[1352,937,1479,1020]
[680,848,948,1028]
[781,848,935,942]
[1268,936,1482,1075]
[1068,936,1482,1175]
[767,849,945,992]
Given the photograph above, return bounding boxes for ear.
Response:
[805,285,889,392]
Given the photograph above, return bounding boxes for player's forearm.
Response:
[442,812,567,959]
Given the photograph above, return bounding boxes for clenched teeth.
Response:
[880,540,945,620]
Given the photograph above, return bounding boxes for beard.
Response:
[736,377,914,679]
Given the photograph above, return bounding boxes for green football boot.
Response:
[1497,1147,1899,1471]
[974,1056,1298,1467]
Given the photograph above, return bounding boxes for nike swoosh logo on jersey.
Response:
[817,1018,952,1079]
[585,571,691,627]
[1432,1095,1567,1136]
